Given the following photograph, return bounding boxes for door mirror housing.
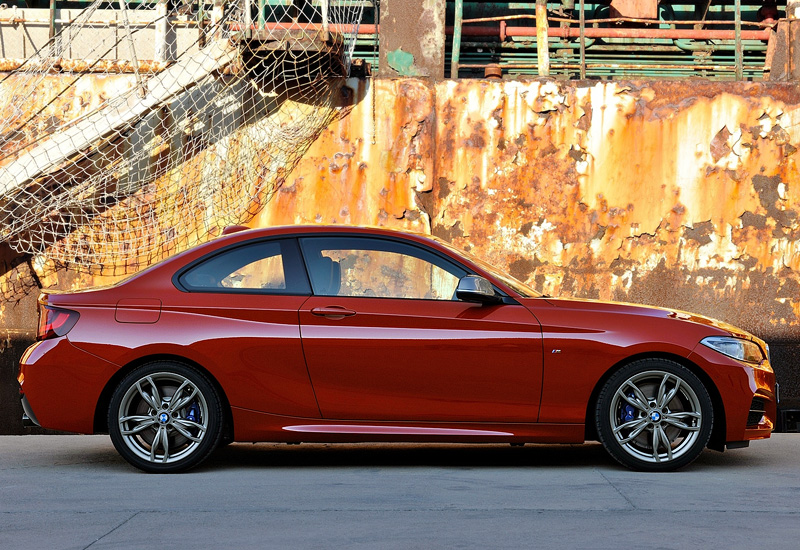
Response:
[456,275,503,305]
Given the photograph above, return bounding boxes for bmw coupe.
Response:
[18,225,776,472]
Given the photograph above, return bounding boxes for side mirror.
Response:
[456,275,503,305]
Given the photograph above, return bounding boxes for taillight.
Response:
[37,306,79,341]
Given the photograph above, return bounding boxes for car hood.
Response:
[527,296,758,341]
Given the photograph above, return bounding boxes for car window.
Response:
[300,237,468,300]
[178,239,310,294]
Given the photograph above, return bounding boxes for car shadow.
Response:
[201,441,619,471]
[195,440,781,473]
[61,437,779,473]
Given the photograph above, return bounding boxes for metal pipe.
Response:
[462,41,678,52]
[0,58,172,73]
[3,19,770,44]
[243,0,252,37]
[198,2,206,46]
[453,25,771,41]
[462,15,772,28]
[212,0,224,40]
[321,0,329,41]
[674,40,767,52]
[155,0,169,62]
[0,19,774,37]
[0,17,195,27]
[119,0,145,94]
[458,62,763,72]
[579,0,585,79]
[451,0,463,79]
[101,21,767,43]
[49,0,56,40]
[536,0,549,76]
[735,0,743,79]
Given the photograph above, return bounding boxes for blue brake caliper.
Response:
[186,402,199,423]
[620,393,636,423]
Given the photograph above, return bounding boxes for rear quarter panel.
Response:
[51,280,321,419]
[20,337,119,433]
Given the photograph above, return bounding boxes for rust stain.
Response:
[0,73,137,161]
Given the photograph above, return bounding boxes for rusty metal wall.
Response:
[3,76,800,431]
[259,78,800,342]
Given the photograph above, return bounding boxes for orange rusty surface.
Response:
[4,76,800,344]
[251,78,433,233]
[259,78,800,340]
[427,79,800,340]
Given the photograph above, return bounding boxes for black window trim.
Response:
[172,237,312,296]
[297,233,514,303]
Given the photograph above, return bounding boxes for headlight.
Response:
[701,336,765,364]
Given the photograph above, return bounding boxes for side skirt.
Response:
[231,406,585,444]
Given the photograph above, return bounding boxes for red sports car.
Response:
[18,226,776,472]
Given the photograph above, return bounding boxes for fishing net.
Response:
[0,0,366,299]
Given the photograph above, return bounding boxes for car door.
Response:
[297,235,544,422]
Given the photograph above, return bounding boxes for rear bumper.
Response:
[20,393,41,428]
[18,337,120,434]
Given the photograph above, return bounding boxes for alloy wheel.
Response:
[109,362,223,472]
[597,359,713,471]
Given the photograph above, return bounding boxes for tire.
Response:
[595,358,713,472]
[108,361,224,473]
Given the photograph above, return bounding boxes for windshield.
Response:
[432,238,541,298]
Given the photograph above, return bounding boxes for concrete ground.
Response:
[1,434,798,549]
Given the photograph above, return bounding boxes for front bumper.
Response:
[688,343,777,443]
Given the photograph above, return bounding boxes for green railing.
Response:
[0,1,784,80]
[448,1,780,81]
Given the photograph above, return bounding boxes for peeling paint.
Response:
[426,79,800,342]
[386,48,421,77]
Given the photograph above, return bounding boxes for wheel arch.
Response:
[93,354,234,443]
[583,351,726,451]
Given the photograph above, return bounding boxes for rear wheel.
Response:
[108,362,223,473]
[596,359,713,471]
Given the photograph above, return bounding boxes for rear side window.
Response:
[177,239,310,294]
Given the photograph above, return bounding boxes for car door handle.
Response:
[311,306,357,319]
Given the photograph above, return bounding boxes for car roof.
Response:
[211,224,444,249]
[122,225,458,284]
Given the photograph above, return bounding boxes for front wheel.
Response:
[108,362,224,473]
[595,359,713,471]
